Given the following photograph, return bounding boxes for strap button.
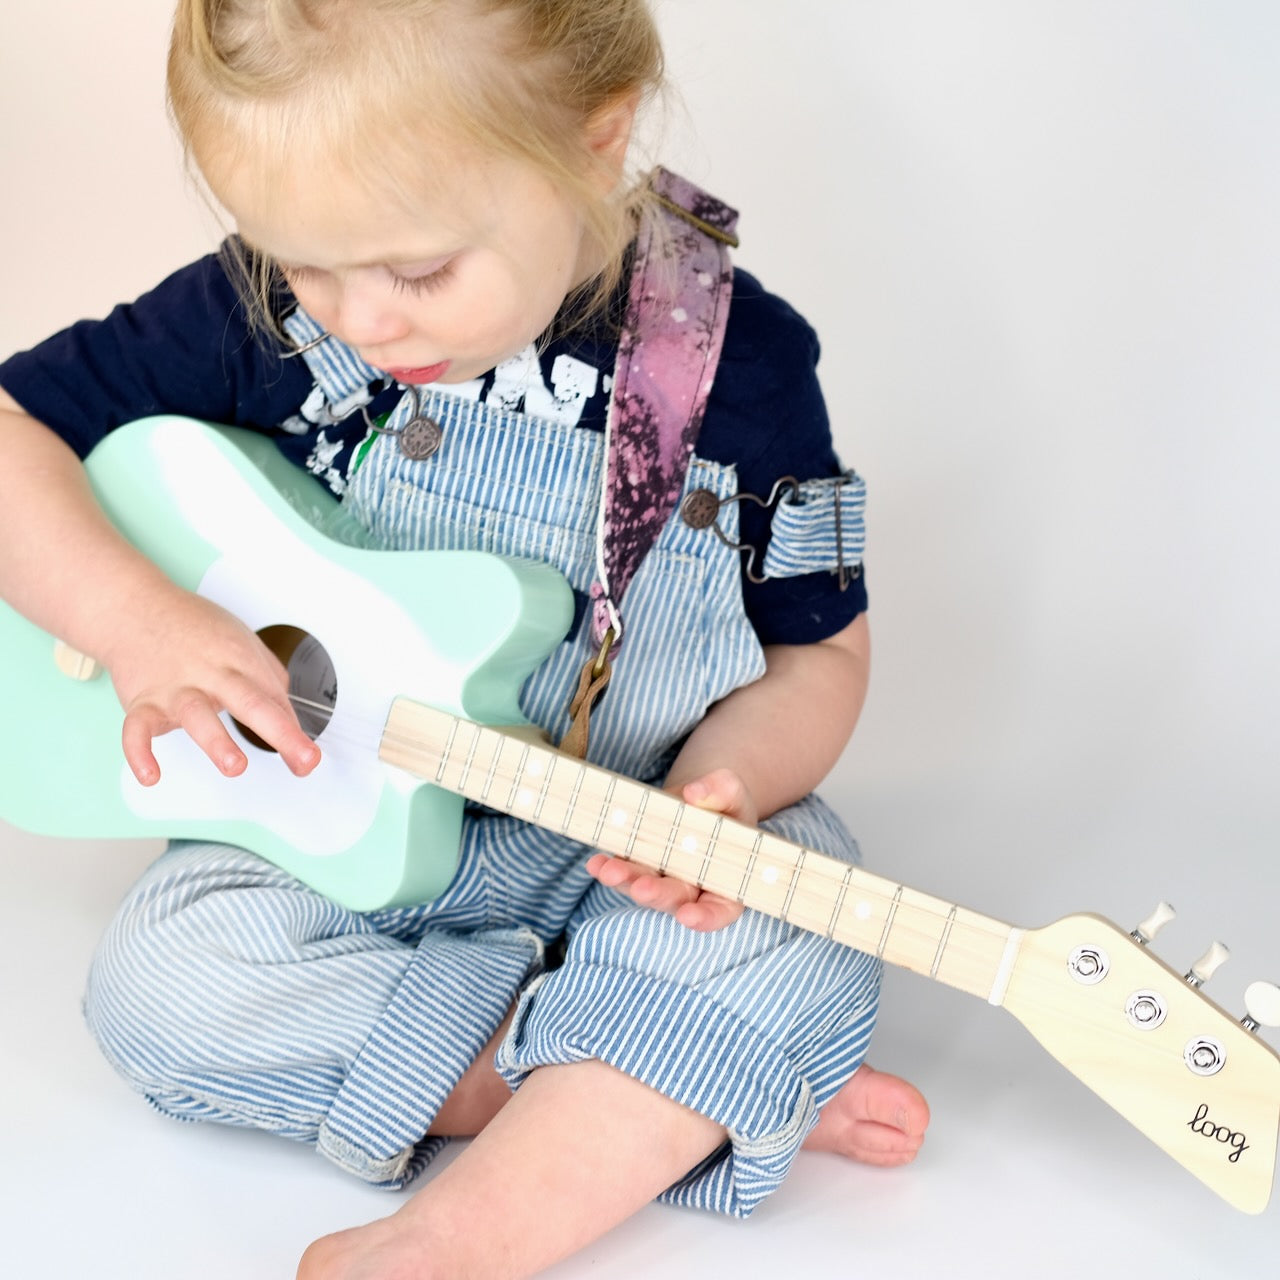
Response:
[680,488,721,529]
[399,416,444,461]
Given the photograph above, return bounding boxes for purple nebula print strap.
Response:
[590,168,739,647]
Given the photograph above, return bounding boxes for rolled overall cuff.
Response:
[495,950,880,1218]
[318,925,544,1188]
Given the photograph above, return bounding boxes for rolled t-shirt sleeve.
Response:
[0,249,310,458]
[697,270,869,646]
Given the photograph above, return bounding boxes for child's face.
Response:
[205,146,600,386]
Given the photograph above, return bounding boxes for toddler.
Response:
[0,2,928,1275]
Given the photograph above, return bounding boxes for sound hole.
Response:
[234,624,337,749]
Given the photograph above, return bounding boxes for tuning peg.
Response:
[1131,901,1176,946]
[1242,981,1280,1032]
[1185,941,1230,988]
[53,639,101,681]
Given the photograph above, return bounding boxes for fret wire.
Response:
[561,759,587,835]
[456,721,483,794]
[626,789,651,860]
[737,831,763,902]
[876,885,904,958]
[434,718,460,784]
[478,726,504,802]
[930,905,958,978]
[531,748,556,822]
[504,740,532,812]
[779,849,807,923]
[657,798,682,872]
[826,864,854,939]
[697,816,724,887]
[590,777,618,847]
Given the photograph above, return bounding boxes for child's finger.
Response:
[679,768,755,826]
[177,694,250,776]
[675,894,744,932]
[627,873,699,912]
[585,852,634,886]
[221,674,321,776]
[121,705,165,786]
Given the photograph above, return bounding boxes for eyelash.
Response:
[389,260,456,296]
[279,261,457,295]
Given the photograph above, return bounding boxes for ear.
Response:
[584,92,640,191]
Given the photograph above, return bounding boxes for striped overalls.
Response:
[83,224,881,1219]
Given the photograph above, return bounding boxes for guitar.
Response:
[2,416,1277,1215]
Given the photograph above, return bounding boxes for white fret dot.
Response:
[525,758,545,778]
[515,788,535,810]
[855,901,873,920]
[761,865,780,886]
[610,807,629,827]
[681,835,698,853]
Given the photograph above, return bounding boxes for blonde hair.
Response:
[167,0,665,334]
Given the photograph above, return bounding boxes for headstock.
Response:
[1000,906,1280,1213]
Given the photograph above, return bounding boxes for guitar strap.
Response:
[561,168,739,758]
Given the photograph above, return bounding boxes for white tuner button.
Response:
[1185,941,1230,988]
[1131,901,1177,946]
[1242,981,1280,1032]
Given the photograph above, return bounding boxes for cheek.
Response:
[288,279,338,329]
[446,266,544,349]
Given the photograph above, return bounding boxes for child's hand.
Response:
[586,769,755,931]
[104,585,321,786]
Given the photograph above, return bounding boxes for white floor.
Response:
[4,770,1277,1279]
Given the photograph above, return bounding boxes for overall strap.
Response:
[589,168,739,649]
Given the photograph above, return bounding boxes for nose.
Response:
[331,273,411,349]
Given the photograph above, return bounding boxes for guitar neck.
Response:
[380,699,1023,1004]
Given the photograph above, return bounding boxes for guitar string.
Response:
[269,697,1246,1042]
[285,696,1261,1037]
[274,694,1019,974]
[284,690,1011,956]
[343,709,1254,1062]
[365,709,1022,979]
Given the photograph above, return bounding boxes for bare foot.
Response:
[803,1064,930,1167]
[297,1214,427,1280]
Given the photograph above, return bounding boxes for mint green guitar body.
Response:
[0,416,574,910]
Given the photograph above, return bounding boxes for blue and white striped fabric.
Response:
[344,386,764,779]
[282,308,387,409]
[83,327,884,1219]
[761,474,867,582]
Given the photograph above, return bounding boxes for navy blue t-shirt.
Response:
[0,246,866,644]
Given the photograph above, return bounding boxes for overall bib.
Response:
[83,181,882,1218]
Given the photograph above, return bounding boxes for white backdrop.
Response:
[2,3,1278,1277]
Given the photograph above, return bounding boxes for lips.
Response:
[383,361,451,385]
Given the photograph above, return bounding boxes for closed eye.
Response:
[388,258,457,296]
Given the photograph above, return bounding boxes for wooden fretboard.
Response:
[379,700,1024,1005]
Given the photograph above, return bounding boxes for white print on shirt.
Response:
[526,354,600,424]
[487,344,599,427]
[488,345,543,414]
[306,429,347,495]
[292,341,605,496]
[292,380,384,436]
